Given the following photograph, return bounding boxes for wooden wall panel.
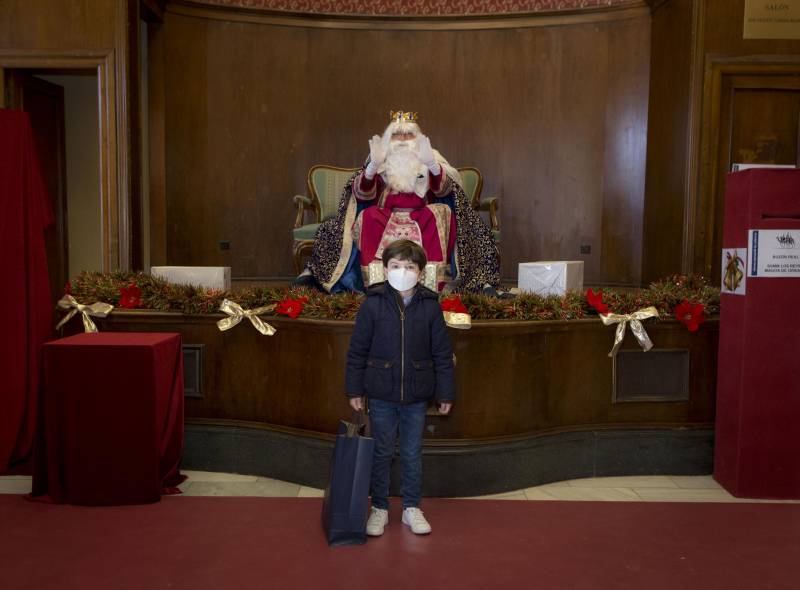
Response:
[160,10,651,284]
[601,16,650,283]
[0,0,116,50]
[729,87,800,166]
[642,0,800,283]
[641,0,694,284]
[93,312,718,440]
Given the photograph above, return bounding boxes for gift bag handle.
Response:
[350,404,371,437]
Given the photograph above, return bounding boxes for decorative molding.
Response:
[188,0,641,16]
[168,0,650,30]
[683,0,705,275]
[142,0,167,22]
[613,349,690,403]
[186,416,715,447]
[648,0,671,13]
[116,0,131,271]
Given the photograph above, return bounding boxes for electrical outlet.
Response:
[580,244,591,254]
[219,241,230,251]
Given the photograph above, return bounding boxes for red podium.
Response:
[714,169,800,499]
[32,332,185,505]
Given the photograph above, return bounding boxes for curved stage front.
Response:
[96,312,718,496]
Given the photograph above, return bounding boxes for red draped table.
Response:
[32,332,185,505]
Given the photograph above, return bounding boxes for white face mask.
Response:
[387,267,419,292]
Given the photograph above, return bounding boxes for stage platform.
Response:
[90,311,719,496]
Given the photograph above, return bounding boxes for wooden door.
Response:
[707,73,800,282]
[5,71,69,303]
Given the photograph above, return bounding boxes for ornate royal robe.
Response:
[306,161,500,293]
[352,168,457,290]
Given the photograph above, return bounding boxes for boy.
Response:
[345,239,455,536]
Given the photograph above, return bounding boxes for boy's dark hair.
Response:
[382,239,427,270]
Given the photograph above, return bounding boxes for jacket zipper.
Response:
[395,297,405,402]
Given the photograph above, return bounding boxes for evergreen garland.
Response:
[67,271,719,322]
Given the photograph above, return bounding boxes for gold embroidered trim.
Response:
[428,203,451,262]
[323,196,358,291]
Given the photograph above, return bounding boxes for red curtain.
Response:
[0,109,54,474]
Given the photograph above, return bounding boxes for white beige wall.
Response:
[37,73,101,277]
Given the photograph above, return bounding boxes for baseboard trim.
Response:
[183,424,714,497]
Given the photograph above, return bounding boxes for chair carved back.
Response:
[456,167,483,209]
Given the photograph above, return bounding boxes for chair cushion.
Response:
[293,223,320,241]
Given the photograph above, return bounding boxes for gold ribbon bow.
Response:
[599,306,659,357]
[55,295,114,333]
[216,299,277,336]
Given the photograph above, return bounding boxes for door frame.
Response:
[8,72,70,302]
[1,49,124,273]
[692,55,800,278]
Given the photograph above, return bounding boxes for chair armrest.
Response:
[477,196,499,231]
[293,194,316,228]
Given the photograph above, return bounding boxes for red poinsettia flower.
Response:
[276,296,308,319]
[119,283,142,309]
[674,300,705,332]
[585,288,610,315]
[440,295,468,314]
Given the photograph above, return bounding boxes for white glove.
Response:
[366,135,385,177]
[416,134,440,174]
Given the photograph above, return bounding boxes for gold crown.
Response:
[389,110,418,124]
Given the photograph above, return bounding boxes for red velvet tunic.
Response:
[354,169,457,267]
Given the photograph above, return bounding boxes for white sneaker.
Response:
[402,507,432,534]
[366,507,389,536]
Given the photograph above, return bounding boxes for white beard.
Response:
[384,142,424,194]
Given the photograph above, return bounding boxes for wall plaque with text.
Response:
[744,0,800,39]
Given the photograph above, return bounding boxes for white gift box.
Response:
[150,266,231,291]
[518,261,584,296]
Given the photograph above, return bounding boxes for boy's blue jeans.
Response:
[368,398,428,510]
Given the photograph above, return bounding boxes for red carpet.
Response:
[1,495,799,590]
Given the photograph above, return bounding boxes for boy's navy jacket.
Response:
[345,282,455,404]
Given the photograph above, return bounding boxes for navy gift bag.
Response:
[321,412,374,546]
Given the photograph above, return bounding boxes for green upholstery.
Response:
[457,167,500,245]
[458,168,481,205]
[293,166,498,276]
[293,223,321,241]
[309,167,357,220]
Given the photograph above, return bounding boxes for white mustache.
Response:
[391,141,416,152]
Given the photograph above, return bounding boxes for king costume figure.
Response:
[297,111,500,293]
